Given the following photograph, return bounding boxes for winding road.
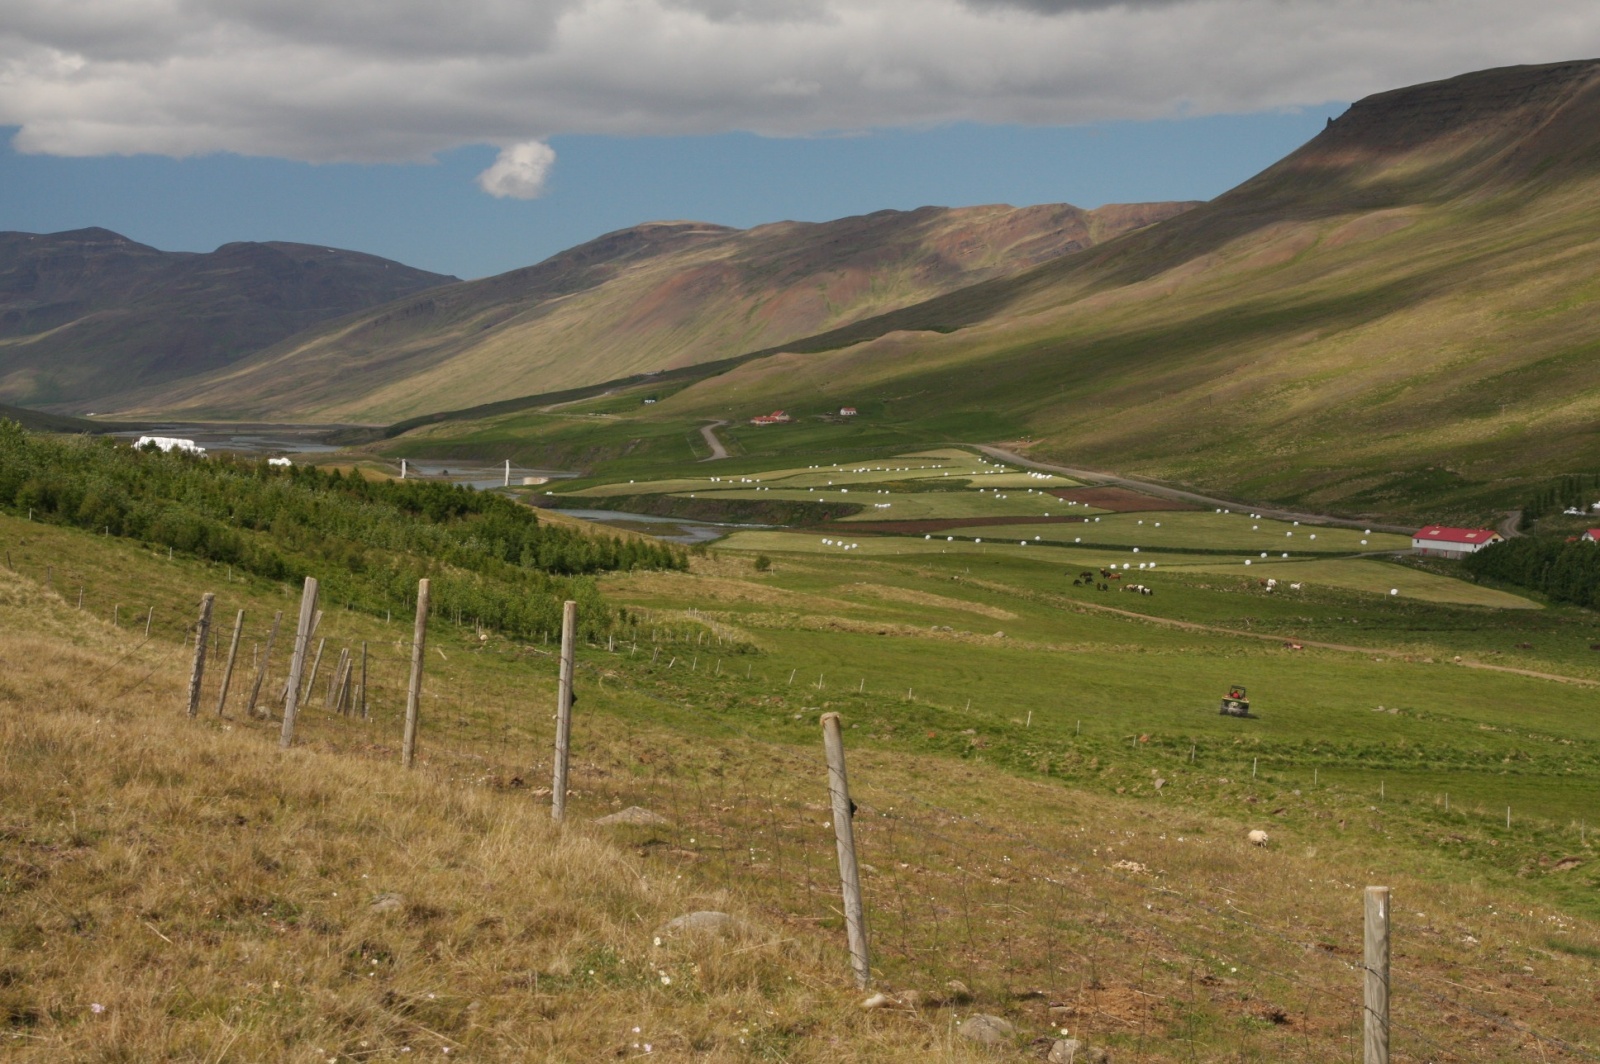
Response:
[699,420,730,461]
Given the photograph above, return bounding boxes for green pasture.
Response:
[562,449,1053,498]
[596,542,1600,919]
[955,509,1413,553]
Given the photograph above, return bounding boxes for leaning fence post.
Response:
[279,578,320,749]
[359,641,369,720]
[821,712,871,988]
[1364,885,1391,1064]
[214,609,245,716]
[246,610,282,718]
[185,593,216,718]
[402,578,430,768]
[552,600,577,821]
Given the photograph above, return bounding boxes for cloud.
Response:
[476,140,557,198]
[1,0,1597,169]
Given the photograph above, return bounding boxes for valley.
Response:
[5,55,1600,1064]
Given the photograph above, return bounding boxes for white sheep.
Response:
[1247,829,1270,847]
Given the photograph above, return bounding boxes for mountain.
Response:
[498,58,1600,518]
[128,201,1197,422]
[0,228,455,409]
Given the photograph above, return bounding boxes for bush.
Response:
[754,554,772,572]
[0,420,687,640]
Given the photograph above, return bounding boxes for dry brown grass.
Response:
[0,568,998,1062]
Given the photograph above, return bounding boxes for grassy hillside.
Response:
[134,202,1196,424]
[3,478,1598,1060]
[0,228,454,410]
[392,59,1600,523]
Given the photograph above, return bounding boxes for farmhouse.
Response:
[839,406,857,417]
[749,410,792,426]
[133,435,206,456]
[1411,524,1502,557]
[1583,529,1600,542]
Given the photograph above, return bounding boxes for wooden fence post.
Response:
[185,593,215,718]
[552,600,577,821]
[246,610,282,718]
[279,578,320,749]
[302,636,327,704]
[402,578,430,768]
[821,712,871,989]
[1364,886,1391,1064]
[326,647,349,710]
[214,609,245,716]
[359,641,368,720]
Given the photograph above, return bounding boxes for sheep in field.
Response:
[1247,829,1270,847]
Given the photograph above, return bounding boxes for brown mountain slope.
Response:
[130,201,1196,422]
[0,228,456,408]
[604,58,1600,516]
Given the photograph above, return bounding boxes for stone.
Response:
[898,989,926,1009]
[594,806,671,827]
[1048,1039,1085,1063]
[661,911,736,937]
[944,979,973,1002]
[860,992,895,1010]
[369,892,405,914]
[957,1014,1015,1047]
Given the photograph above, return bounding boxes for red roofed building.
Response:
[749,410,792,426]
[1411,525,1503,558]
[1582,529,1600,543]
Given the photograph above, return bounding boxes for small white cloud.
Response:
[476,141,556,199]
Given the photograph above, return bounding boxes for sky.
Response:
[3,0,1599,279]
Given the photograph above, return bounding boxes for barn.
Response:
[1582,529,1600,543]
[1411,525,1502,558]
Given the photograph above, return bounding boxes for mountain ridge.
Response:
[0,228,457,408]
[120,200,1198,422]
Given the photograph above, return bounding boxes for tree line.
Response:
[0,422,686,640]
[1462,534,1600,610]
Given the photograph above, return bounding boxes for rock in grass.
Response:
[594,806,670,827]
[1048,1039,1111,1063]
[662,911,736,937]
[860,991,895,1010]
[957,1014,1016,1046]
[369,892,405,914]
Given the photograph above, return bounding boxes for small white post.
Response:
[504,459,511,487]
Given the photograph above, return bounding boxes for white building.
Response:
[134,436,206,456]
[1411,525,1501,558]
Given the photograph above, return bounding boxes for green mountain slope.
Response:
[132,202,1197,423]
[495,58,1600,519]
[0,228,456,410]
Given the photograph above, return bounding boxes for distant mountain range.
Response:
[115,201,1197,422]
[0,228,455,410]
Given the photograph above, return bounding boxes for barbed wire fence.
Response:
[10,546,1597,1062]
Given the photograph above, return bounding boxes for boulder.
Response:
[957,1014,1015,1047]
[369,892,405,914]
[1049,1040,1111,1063]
